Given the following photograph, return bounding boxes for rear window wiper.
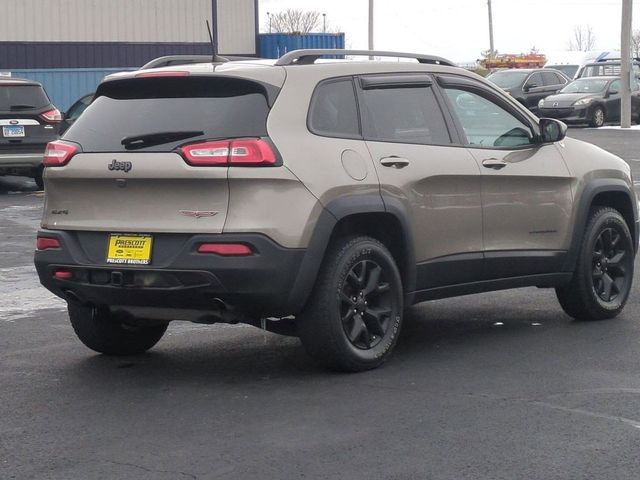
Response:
[9,104,36,110]
[121,130,204,150]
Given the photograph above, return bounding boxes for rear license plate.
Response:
[2,125,25,137]
[106,234,153,265]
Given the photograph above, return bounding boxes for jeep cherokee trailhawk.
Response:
[35,50,639,371]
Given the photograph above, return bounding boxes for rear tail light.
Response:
[180,139,276,166]
[229,139,277,165]
[197,243,253,256]
[36,236,61,250]
[43,140,78,167]
[181,141,230,166]
[40,108,63,123]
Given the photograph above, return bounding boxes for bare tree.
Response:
[569,25,596,51]
[267,9,322,34]
[632,29,640,58]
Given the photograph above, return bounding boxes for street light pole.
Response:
[323,13,326,33]
[267,12,271,33]
[487,0,495,58]
[621,0,633,128]
[368,0,374,59]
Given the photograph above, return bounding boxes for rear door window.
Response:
[308,78,360,138]
[64,77,274,152]
[358,79,451,145]
[0,85,50,112]
[525,73,543,89]
[542,71,565,86]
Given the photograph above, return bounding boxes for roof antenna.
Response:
[206,19,228,63]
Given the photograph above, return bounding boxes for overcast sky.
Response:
[259,0,638,62]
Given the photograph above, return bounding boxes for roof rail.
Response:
[140,55,224,70]
[274,49,457,67]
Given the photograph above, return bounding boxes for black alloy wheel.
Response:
[298,236,403,372]
[340,259,393,350]
[591,227,631,303]
[556,207,634,320]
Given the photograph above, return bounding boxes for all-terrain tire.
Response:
[297,236,403,372]
[556,207,634,320]
[68,302,168,355]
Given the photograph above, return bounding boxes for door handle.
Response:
[482,158,508,170]
[380,156,410,168]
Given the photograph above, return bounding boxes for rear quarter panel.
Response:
[265,66,383,248]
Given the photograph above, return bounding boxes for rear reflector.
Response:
[40,107,62,123]
[135,71,190,78]
[53,269,73,280]
[43,140,78,167]
[180,139,276,166]
[197,243,253,256]
[36,236,61,250]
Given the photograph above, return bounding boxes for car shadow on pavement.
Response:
[60,297,599,387]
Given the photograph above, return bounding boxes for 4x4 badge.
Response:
[179,210,218,218]
[108,159,132,172]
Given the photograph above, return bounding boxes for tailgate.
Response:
[0,116,58,150]
[42,152,228,233]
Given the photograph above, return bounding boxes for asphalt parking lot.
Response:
[3,128,640,480]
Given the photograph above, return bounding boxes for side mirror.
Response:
[524,83,537,92]
[539,118,567,143]
[608,89,619,96]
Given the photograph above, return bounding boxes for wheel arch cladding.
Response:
[564,179,638,271]
[286,194,416,313]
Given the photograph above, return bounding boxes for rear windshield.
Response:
[545,65,578,78]
[64,76,273,152]
[0,85,50,112]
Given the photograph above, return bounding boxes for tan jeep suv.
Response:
[34,50,638,371]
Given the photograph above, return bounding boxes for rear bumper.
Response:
[0,152,43,174]
[34,230,307,317]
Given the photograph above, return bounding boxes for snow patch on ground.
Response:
[589,125,640,131]
[0,266,65,322]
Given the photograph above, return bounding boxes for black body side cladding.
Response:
[412,273,573,303]
[286,193,417,313]
[562,179,639,272]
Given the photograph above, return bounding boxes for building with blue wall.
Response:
[0,1,345,111]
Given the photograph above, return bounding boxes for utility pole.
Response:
[323,13,326,33]
[621,0,633,128]
[487,0,495,58]
[368,0,374,59]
